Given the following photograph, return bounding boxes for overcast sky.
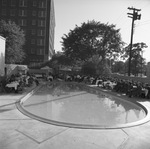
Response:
[54,0,150,62]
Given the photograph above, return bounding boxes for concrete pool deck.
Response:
[1,83,150,149]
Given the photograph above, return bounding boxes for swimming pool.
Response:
[16,82,150,129]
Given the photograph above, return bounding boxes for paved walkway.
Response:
[1,83,150,149]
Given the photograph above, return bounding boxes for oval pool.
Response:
[16,82,149,129]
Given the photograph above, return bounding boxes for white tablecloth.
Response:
[103,81,116,89]
[6,82,19,90]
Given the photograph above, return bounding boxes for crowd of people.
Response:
[1,71,150,100]
[113,79,150,99]
[53,73,150,99]
[0,73,38,93]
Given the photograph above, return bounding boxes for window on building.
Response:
[2,0,7,6]
[2,9,6,15]
[39,1,46,8]
[11,0,16,6]
[37,29,45,36]
[37,49,44,55]
[19,0,27,7]
[29,62,35,67]
[32,20,36,25]
[38,11,46,18]
[37,39,45,46]
[18,19,27,26]
[32,0,37,6]
[19,10,27,16]
[31,39,35,44]
[31,48,35,54]
[31,29,36,35]
[23,29,26,35]
[10,19,15,23]
[32,11,36,16]
[38,20,45,27]
[10,10,15,16]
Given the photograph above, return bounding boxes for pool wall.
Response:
[16,82,150,129]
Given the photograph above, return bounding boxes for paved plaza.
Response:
[1,83,150,149]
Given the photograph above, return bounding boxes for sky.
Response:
[54,0,150,63]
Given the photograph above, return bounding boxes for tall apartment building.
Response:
[0,0,55,67]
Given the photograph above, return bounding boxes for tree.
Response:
[97,61,111,76]
[112,61,125,74]
[50,53,73,66]
[122,42,147,76]
[122,42,147,59]
[0,20,26,64]
[61,20,124,62]
[39,52,73,74]
[81,61,96,75]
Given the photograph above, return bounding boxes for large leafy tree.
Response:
[81,61,96,75]
[122,42,147,59]
[46,53,72,67]
[0,20,26,64]
[123,42,147,76]
[52,53,72,66]
[61,20,124,62]
[40,52,73,73]
[112,61,125,74]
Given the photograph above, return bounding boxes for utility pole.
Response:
[127,7,141,76]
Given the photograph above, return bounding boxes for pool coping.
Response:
[16,82,150,129]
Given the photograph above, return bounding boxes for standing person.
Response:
[34,77,39,86]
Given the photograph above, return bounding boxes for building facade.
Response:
[0,0,55,67]
[0,36,6,76]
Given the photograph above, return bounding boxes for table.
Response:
[6,82,19,90]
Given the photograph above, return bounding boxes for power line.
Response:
[133,0,150,10]
[137,1,150,9]
[135,20,150,27]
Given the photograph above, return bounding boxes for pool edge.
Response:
[16,82,150,129]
